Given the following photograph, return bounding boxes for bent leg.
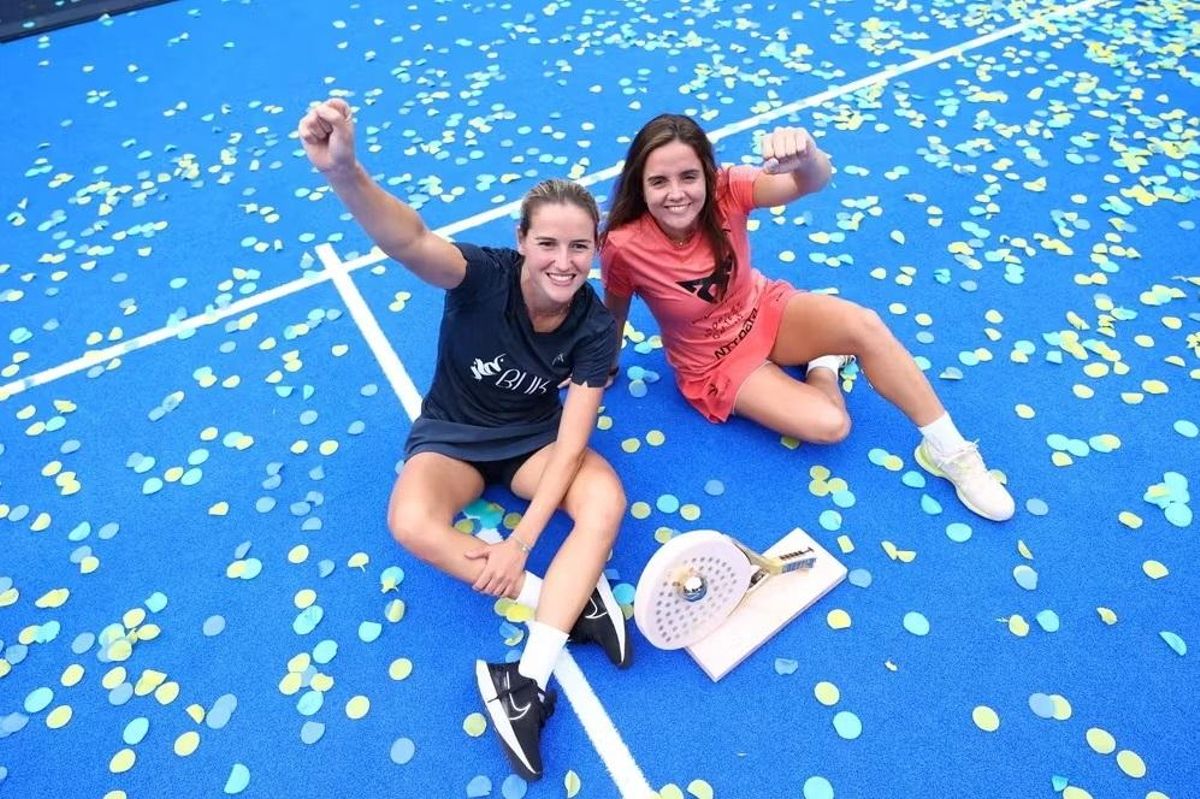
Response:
[766,292,945,426]
[386,451,494,585]
[733,362,851,444]
[510,447,626,632]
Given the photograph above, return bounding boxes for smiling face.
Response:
[516,201,597,313]
[641,139,708,242]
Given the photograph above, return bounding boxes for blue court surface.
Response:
[2,1,1198,797]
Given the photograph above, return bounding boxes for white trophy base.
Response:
[685,527,847,681]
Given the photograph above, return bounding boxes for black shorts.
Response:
[465,447,541,490]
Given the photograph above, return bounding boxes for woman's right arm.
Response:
[298,98,466,290]
[602,289,631,378]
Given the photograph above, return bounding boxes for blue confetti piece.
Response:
[293,606,324,635]
[203,616,225,637]
[1029,693,1055,719]
[1160,631,1187,656]
[1025,498,1049,516]
[1051,775,1069,792]
[629,379,647,398]
[1174,419,1198,438]
[501,774,527,799]
[108,683,134,706]
[832,710,862,740]
[24,687,54,714]
[234,541,252,559]
[612,582,636,605]
[318,559,335,578]
[945,523,972,543]
[224,763,250,795]
[903,612,930,636]
[123,717,149,746]
[297,691,324,716]
[656,494,680,514]
[704,479,725,496]
[358,621,383,643]
[145,592,168,612]
[255,496,277,513]
[848,569,872,588]
[390,737,416,765]
[803,776,834,799]
[1036,610,1060,633]
[831,490,856,509]
[312,640,338,664]
[818,510,842,531]
[466,775,492,798]
[901,470,926,489]
[774,657,799,675]
[1013,565,1038,591]
[1164,504,1192,528]
[920,494,942,515]
[300,721,325,745]
[206,695,237,730]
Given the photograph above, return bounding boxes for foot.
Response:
[914,440,1015,521]
[568,575,631,668]
[475,660,557,781]
[806,354,855,377]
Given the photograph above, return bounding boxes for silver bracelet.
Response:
[509,533,532,554]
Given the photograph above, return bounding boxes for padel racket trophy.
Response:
[634,528,846,681]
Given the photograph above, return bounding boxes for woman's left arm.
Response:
[751,126,833,208]
[508,383,603,551]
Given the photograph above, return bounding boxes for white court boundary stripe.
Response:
[315,244,424,420]
[318,243,656,799]
[0,0,1109,402]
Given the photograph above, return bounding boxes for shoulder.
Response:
[456,243,521,269]
[450,244,521,297]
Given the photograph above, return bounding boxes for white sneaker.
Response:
[807,354,855,377]
[915,440,1015,521]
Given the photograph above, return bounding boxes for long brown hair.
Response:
[603,113,734,297]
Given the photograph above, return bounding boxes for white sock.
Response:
[919,412,969,454]
[518,620,568,690]
[514,573,542,608]
[806,354,846,376]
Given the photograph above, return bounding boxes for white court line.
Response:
[0,0,1109,403]
[317,243,657,799]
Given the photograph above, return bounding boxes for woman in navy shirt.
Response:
[300,98,629,782]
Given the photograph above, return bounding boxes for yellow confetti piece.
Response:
[185,704,205,724]
[659,785,685,799]
[1008,615,1030,637]
[385,598,406,622]
[279,672,302,695]
[596,416,612,431]
[621,437,641,453]
[0,660,9,678]
[827,609,852,630]
[288,653,311,673]
[687,779,714,799]
[319,440,339,456]
[1117,511,1142,529]
[345,695,370,720]
[1051,694,1073,721]
[290,440,309,455]
[814,681,840,706]
[454,519,476,534]
[123,608,146,629]
[1086,726,1116,754]
[1143,561,1168,579]
[463,712,487,737]
[107,639,133,662]
[882,454,904,472]
[654,526,674,544]
[1015,404,1036,419]
[110,747,137,773]
[1072,384,1095,399]
[102,666,127,690]
[973,705,1000,732]
[1017,540,1033,560]
[226,560,247,579]
[81,555,100,574]
[388,658,413,681]
[332,344,349,357]
[134,669,167,696]
[1096,607,1118,625]
[310,673,334,692]
[294,588,317,609]
[630,501,651,520]
[154,681,179,705]
[645,429,666,446]
[884,660,898,672]
[503,512,522,529]
[288,544,309,564]
[1062,787,1094,799]
[209,501,229,516]
[347,552,369,570]
[565,770,582,798]
[0,587,18,607]
[46,705,73,729]
[61,663,85,687]
[837,535,854,554]
[680,504,701,522]
[1121,392,1144,405]
[780,435,800,450]
[174,730,200,757]
[1142,379,1168,395]
[1051,452,1074,467]
[36,587,70,609]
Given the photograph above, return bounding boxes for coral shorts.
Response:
[676,278,800,423]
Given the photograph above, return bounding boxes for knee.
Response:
[576,481,627,542]
[388,504,437,560]
[851,307,897,351]
[806,405,852,445]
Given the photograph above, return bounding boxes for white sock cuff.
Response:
[514,572,542,609]
[518,620,569,690]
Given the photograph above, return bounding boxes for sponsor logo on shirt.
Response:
[470,352,553,395]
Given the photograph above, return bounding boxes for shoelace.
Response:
[940,442,987,481]
[494,680,556,725]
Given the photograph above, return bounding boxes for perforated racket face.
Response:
[634,530,754,650]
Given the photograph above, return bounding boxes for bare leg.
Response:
[510,446,626,633]
[734,293,945,442]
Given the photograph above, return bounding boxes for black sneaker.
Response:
[568,575,631,668]
[474,660,557,781]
